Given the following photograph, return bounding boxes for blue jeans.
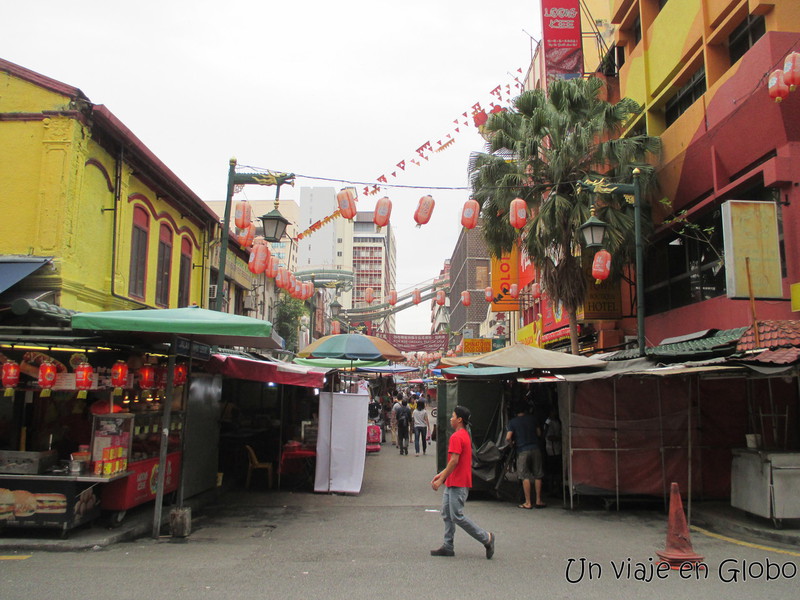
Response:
[440,486,489,551]
[414,426,427,454]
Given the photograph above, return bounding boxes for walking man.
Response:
[396,399,412,455]
[506,403,546,509]
[430,405,495,559]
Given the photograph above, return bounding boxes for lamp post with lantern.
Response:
[214,158,294,311]
[579,168,645,357]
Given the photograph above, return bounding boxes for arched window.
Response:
[155,224,173,307]
[178,237,192,307]
[128,206,149,299]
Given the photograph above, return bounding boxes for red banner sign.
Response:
[377,333,449,352]
[541,0,583,81]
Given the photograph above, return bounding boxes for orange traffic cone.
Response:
[656,482,704,569]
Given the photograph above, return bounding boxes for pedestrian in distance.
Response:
[390,393,401,446]
[506,403,546,509]
[396,398,412,455]
[430,405,495,559]
[412,400,432,456]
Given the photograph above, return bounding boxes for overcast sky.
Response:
[3,1,541,333]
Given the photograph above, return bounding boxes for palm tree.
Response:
[470,76,661,355]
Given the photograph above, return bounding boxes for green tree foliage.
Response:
[469,76,661,354]
[274,293,308,353]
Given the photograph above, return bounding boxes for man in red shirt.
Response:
[430,405,495,559]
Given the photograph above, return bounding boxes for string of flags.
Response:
[296,209,342,240]
[362,68,526,196]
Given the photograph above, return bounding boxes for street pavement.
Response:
[2,438,800,600]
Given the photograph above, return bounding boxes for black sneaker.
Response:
[485,532,495,559]
[430,546,455,557]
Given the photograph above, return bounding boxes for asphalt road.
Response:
[2,439,799,600]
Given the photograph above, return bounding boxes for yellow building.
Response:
[0,58,222,315]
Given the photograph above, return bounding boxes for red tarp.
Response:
[205,354,328,388]
[568,375,797,500]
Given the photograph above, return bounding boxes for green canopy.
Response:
[293,357,388,369]
[442,364,532,378]
[70,306,282,349]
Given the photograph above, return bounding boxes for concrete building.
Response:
[447,225,492,343]
[350,211,397,334]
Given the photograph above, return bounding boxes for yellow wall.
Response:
[0,71,208,311]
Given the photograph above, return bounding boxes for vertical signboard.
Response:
[722,201,783,299]
[541,0,584,81]
[491,248,520,311]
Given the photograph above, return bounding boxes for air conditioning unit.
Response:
[208,284,218,300]
[624,335,637,348]
[243,296,255,310]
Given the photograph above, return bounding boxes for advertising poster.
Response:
[491,247,520,311]
[541,0,584,81]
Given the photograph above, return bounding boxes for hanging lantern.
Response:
[38,362,57,397]
[2,361,20,397]
[388,290,397,306]
[373,197,392,230]
[248,239,270,275]
[234,199,252,230]
[337,188,358,219]
[74,362,94,399]
[510,198,528,229]
[414,195,435,227]
[265,255,279,279]
[484,287,493,303]
[783,51,800,91]
[436,289,446,306]
[138,364,156,390]
[412,289,422,305]
[236,222,256,249]
[155,365,169,390]
[768,69,789,103]
[592,249,612,283]
[365,287,375,304]
[461,199,480,230]
[174,363,188,387]
[276,267,288,289]
[509,283,519,299]
[461,291,471,307]
[531,282,542,300]
[288,272,297,294]
[331,320,341,335]
[110,360,128,396]
[294,279,303,299]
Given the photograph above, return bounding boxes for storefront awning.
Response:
[206,354,329,388]
[0,256,52,295]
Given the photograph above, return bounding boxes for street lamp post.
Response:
[579,168,645,357]
[213,159,294,312]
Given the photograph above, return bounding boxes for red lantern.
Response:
[236,222,256,249]
[74,362,94,399]
[461,199,480,229]
[592,249,612,283]
[234,199,252,230]
[783,51,800,91]
[248,240,270,275]
[337,188,358,219]
[531,282,542,300]
[769,69,789,103]
[373,197,392,229]
[414,195,435,227]
[38,362,57,397]
[484,287,493,302]
[111,360,128,396]
[174,363,188,387]
[2,361,20,397]
[265,255,279,279]
[365,287,375,304]
[388,290,397,306]
[436,290,446,306]
[510,198,527,229]
[288,272,297,293]
[509,283,519,299]
[331,320,341,335]
[461,291,471,307]
[276,267,288,289]
[155,365,169,390]
[412,289,421,305]
[138,364,156,390]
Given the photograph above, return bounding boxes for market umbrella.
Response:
[293,357,389,369]
[297,333,404,362]
[471,343,607,371]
